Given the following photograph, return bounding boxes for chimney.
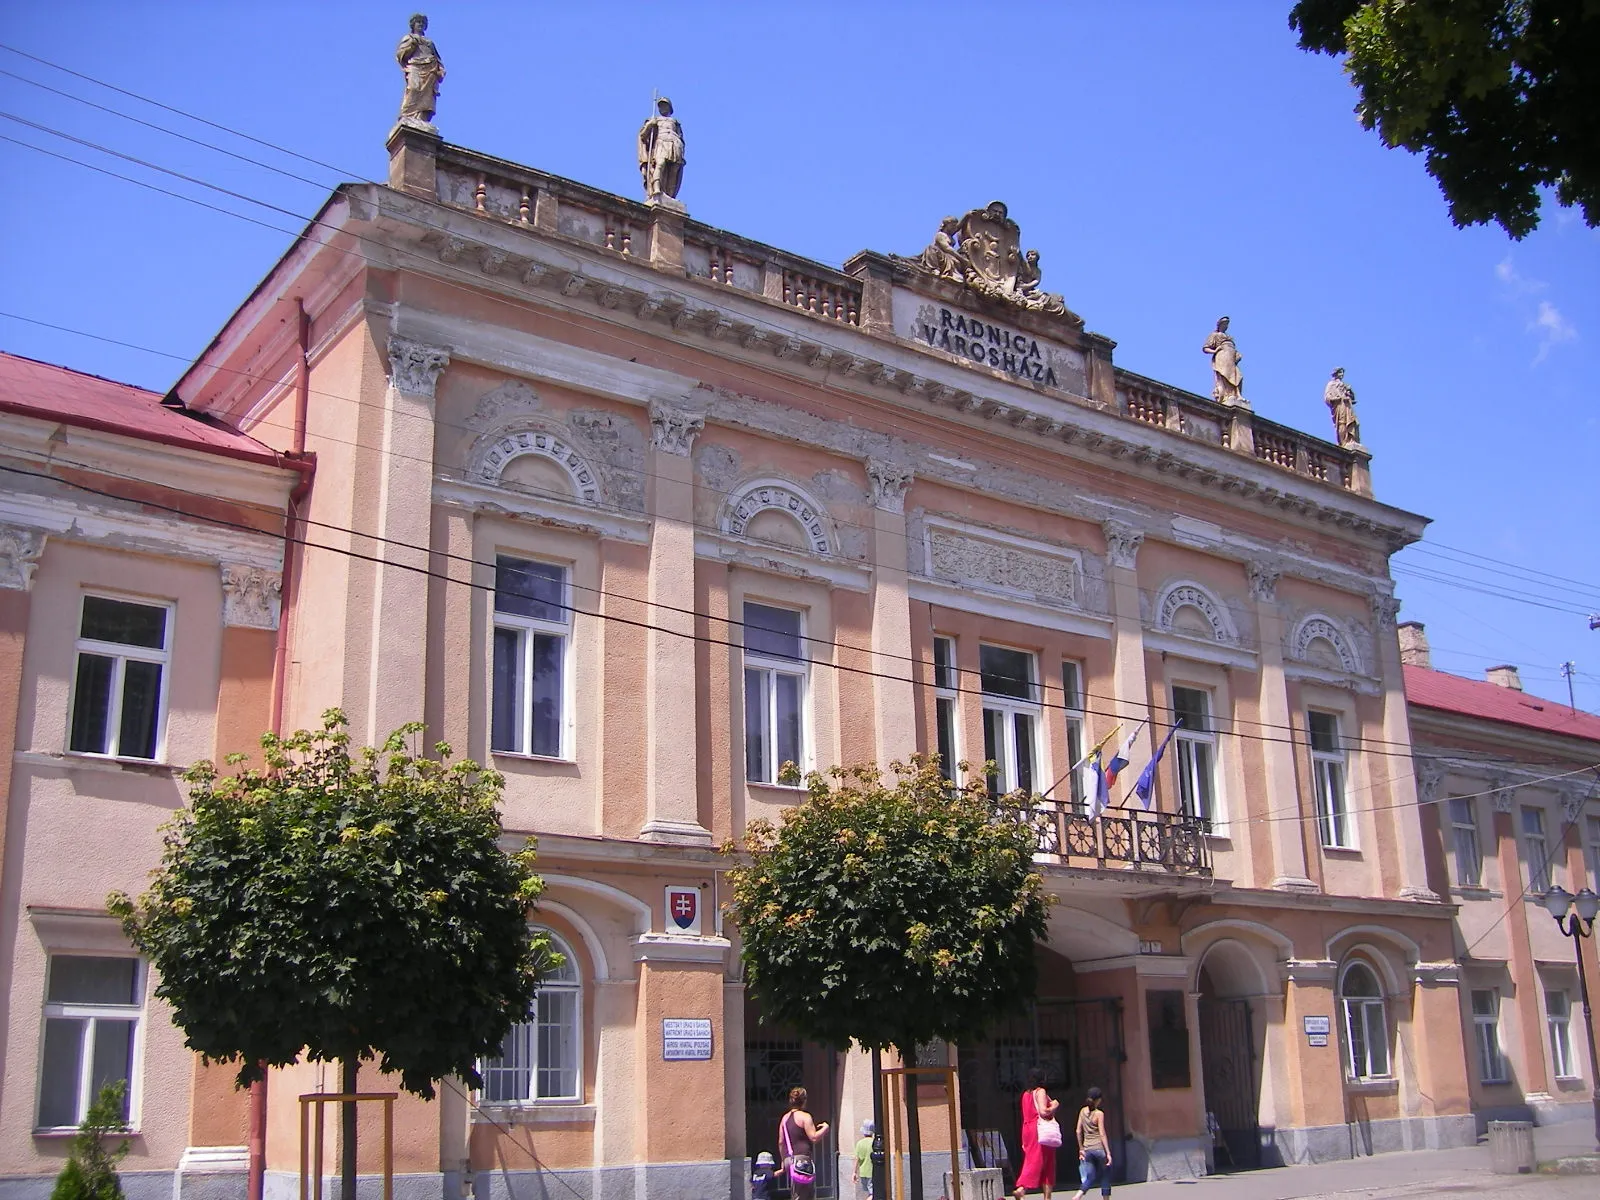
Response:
[1397,621,1430,669]
[1485,664,1523,691]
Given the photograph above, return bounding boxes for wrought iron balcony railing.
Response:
[998,798,1212,876]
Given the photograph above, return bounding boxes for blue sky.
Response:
[2,2,1596,710]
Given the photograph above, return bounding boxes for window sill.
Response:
[472,1102,593,1125]
[35,1126,143,1139]
[492,751,579,767]
[1481,1078,1512,1088]
[1344,1078,1398,1094]
[747,780,809,794]
[1554,1075,1586,1090]
[1451,886,1497,900]
[1321,845,1363,857]
[27,751,176,777]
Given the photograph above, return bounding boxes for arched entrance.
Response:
[1196,940,1269,1171]
[744,993,843,1197]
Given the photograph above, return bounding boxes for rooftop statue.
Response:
[638,97,686,209]
[396,13,445,129]
[911,203,1076,322]
[1202,316,1246,407]
[1324,367,1362,448]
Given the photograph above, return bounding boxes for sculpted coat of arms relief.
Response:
[912,201,1076,322]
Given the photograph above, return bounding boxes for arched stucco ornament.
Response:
[721,477,836,556]
[467,421,605,506]
[1154,580,1238,644]
[1291,614,1362,674]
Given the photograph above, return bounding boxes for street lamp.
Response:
[1541,885,1600,1151]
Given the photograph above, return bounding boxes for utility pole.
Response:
[1560,661,1577,712]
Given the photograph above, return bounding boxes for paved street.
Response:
[1104,1122,1599,1200]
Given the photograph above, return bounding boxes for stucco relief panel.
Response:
[1147,580,1242,645]
[720,477,837,557]
[1288,613,1363,675]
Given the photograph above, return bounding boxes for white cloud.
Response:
[1531,299,1576,362]
[1494,255,1541,294]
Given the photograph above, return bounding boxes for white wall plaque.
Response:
[662,1018,714,1061]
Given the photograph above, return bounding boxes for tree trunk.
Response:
[870,1047,887,1200]
[341,1058,358,1200]
[903,1059,924,1200]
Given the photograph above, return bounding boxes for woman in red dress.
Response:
[1012,1067,1060,1199]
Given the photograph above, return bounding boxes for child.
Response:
[853,1120,875,1197]
[751,1151,778,1200]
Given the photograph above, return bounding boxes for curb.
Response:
[1538,1154,1600,1176]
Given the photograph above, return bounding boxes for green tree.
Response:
[724,757,1050,1200]
[50,1081,129,1200]
[1290,0,1600,237]
[110,711,553,1200]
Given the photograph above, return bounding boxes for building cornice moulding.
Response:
[692,531,871,592]
[909,575,1114,640]
[433,476,651,544]
[352,187,1426,552]
[1143,628,1259,671]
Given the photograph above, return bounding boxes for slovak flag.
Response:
[1102,720,1146,790]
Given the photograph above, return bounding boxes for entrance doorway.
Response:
[745,996,842,1198]
[1196,949,1267,1172]
[958,998,1127,1187]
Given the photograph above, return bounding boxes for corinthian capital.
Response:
[649,402,705,456]
[386,335,451,398]
[865,458,915,514]
[1369,588,1402,631]
[1246,558,1281,602]
[1101,520,1144,570]
[0,525,46,591]
[220,564,283,630]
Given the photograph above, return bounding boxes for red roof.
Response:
[0,351,283,466]
[1405,664,1600,744]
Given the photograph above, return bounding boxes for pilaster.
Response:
[1101,521,1153,768]
[866,458,916,767]
[365,335,448,744]
[641,401,712,844]
[1248,561,1316,892]
[0,524,44,936]
[1370,589,1438,901]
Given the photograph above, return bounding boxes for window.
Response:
[744,602,806,783]
[1546,989,1575,1079]
[980,645,1039,796]
[1450,798,1482,888]
[933,636,960,784]
[1585,815,1600,890]
[1172,686,1218,828]
[37,956,141,1129]
[482,931,581,1103]
[1471,989,1506,1084]
[69,595,170,760]
[491,557,571,758]
[1061,662,1087,811]
[1339,961,1390,1080]
[1310,711,1352,848]
[1522,806,1553,894]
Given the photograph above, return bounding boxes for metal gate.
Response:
[745,1007,842,1198]
[958,998,1127,1186]
[1197,998,1261,1171]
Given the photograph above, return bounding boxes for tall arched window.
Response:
[1339,960,1389,1080]
[481,929,581,1103]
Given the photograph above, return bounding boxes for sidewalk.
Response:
[1095,1122,1600,1200]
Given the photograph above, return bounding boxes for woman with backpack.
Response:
[779,1086,829,1200]
[1012,1066,1060,1200]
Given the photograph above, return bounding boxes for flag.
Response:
[1102,720,1147,789]
[1133,721,1183,808]
[1084,724,1123,821]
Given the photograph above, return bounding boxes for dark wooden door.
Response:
[1198,998,1261,1171]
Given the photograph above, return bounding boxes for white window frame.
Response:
[1450,797,1483,888]
[1522,806,1554,895]
[1172,685,1220,829]
[1339,960,1391,1082]
[480,930,582,1104]
[491,555,575,760]
[743,601,809,785]
[1309,710,1353,849]
[979,644,1040,797]
[68,593,173,761]
[933,636,961,784]
[35,954,144,1131]
[1061,661,1088,812]
[1470,989,1507,1084]
[1546,989,1576,1080]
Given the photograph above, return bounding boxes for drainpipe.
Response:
[252,299,316,1200]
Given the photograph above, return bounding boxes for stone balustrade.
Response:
[396,134,1371,498]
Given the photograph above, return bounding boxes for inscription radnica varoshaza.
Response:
[895,200,1085,392]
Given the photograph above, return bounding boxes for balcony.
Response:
[1000,798,1212,876]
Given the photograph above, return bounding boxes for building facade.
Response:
[1403,624,1600,1133]
[1,94,1531,1198]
